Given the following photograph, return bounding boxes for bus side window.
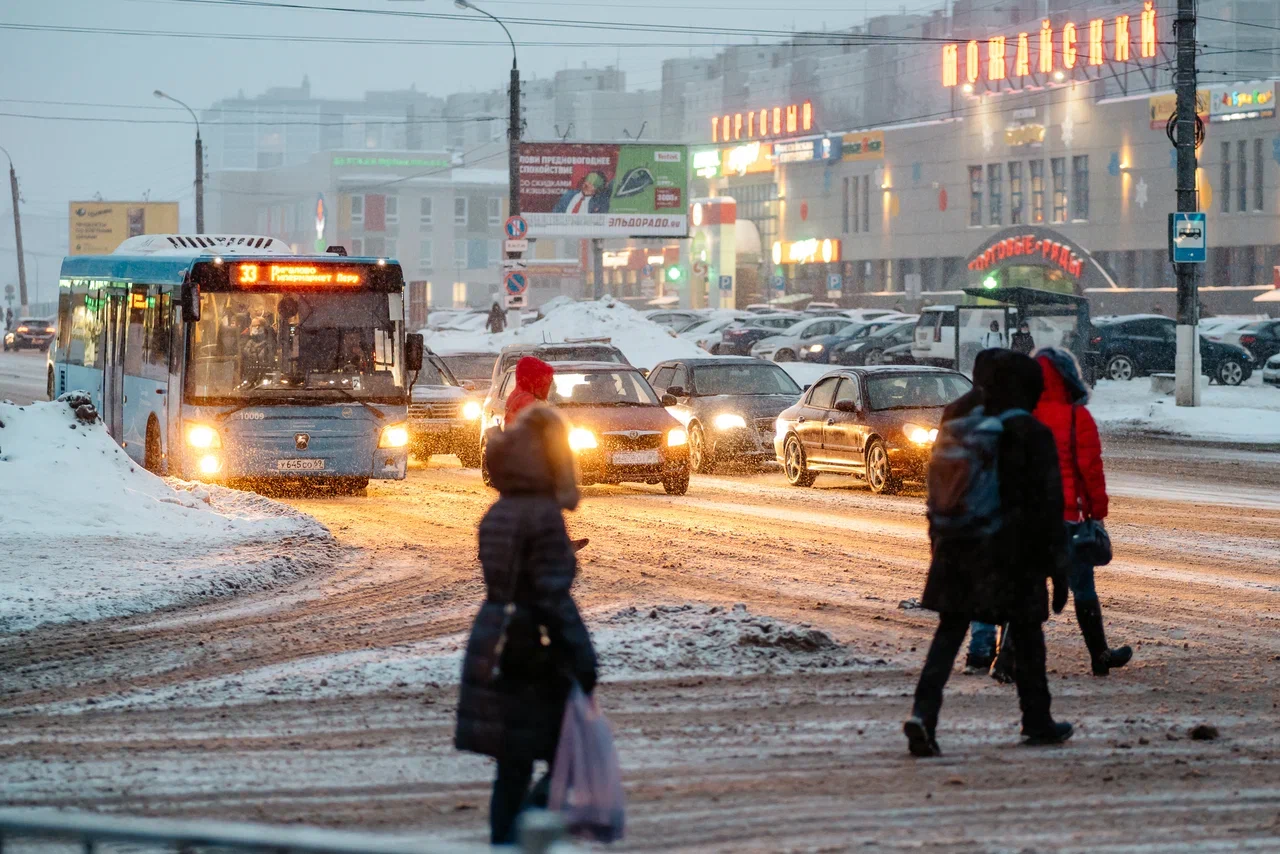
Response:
[143,289,171,381]
[55,286,73,362]
[68,285,103,368]
[124,286,147,377]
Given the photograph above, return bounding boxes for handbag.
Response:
[1069,406,1113,567]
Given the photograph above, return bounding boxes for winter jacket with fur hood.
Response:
[455,405,597,763]
[1033,348,1109,521]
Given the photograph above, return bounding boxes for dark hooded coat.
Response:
[455,404,598,763]
[923,349,1067,624]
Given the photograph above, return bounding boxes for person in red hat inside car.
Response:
[505,356,555,422]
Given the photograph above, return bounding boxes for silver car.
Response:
[750,316,858,362]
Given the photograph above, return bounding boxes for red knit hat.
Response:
[514,355,555,399]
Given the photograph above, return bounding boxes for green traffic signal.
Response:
[982,275,999,290]
[666,266,683,282]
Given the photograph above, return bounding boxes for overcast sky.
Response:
[0,0,948,303]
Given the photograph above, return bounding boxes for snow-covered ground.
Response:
[0,398,332,633]
[1090,377,1280,443]
[424,297,707,369]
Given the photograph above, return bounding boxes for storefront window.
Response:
[1254,138,1265,211]
[1237,140,1248,213]
[1071,155,1089,221]
[1051,157,1067,223]
[969,166,983,227]
[1221,142,1231,214]
[1030,160,1045,224]
[1009,162,1024,225]
[988,164,1003,225]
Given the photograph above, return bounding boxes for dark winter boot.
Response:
[963,652,993,675]
[903,716,941,757]
[989,624,1016,684]
[1075,599,1132,676]
[1022,721,1074,746]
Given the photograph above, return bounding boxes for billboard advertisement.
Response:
[518,143,689,238]
[69,201,180,255]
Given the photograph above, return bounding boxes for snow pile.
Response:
[423,297,706,369]
[0,397,333,633]
[1090,378,1280,443]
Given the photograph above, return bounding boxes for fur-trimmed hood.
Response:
[1035,346,1090,405]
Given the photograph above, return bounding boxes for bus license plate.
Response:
[277,459,326,471]
[612,450,660,465]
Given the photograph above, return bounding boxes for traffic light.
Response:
[982,274,999,290]
[666,265,683,283]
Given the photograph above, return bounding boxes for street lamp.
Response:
[0,144,29,313]
[454,0,521,218]
[154,89,204,233]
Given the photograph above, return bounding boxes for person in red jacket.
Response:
[505,356,555,423]
[1033,347,1131,676]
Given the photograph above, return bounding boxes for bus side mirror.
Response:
[181,280,201,323]
[405,333,424,372]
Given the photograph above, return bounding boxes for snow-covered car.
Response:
[1263,353,1280,388]
[408,354,485,467]
[842,309,912,323]
[3,317,55,352]
[751,316,858,362]
[644,309,705,333]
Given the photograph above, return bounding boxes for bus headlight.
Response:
[568,427,598,452]
[379,423,410,448]
[903,423,938,445]
[198,454,222,475]
[186,424,222,449]
[713,413,746,431]
[462,400,483,420]
[668,427,688,447]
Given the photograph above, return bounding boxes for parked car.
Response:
[774,366,972,494]
[843,308,912,323]
[679,313,754,353]
[719,314,804,355]
[1234,319,1280,365]
[644,309,705,333]
[3,317,55,352]
[910,305,960,366]
[482,340,630,429]
[1263,352,1280,388]
[880,341,917,365]
[833,319,919,366]
[751,316,858,362]
[435,350,500,393]
[799,319,905,363]
[408,354,485,467]
[648,357,802,473]
[483,361,690,494]
[1091,314,1254,385]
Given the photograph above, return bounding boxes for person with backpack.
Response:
[455,404,598,845]
[1034,347,1131,676]
[904,349,1073,756]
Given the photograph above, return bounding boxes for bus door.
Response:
[100,289,128,442]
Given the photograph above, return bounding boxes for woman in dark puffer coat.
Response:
[455,404,598,845]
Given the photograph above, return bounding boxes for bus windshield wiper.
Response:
[328,385,386,420]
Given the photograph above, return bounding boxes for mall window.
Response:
[1221,142,1231,214]
[988,164,1003,225]
[420,197,433,227]
[453,239,466,267]
[1254,138,1265,211]
[842,177,850,233]
[1071,155,1089,220]
[385,195,399,225]
[969,166,983,227]
[1030,160,1045,224]
[487,197,502,225]
[1237,140,1248,213]
[1009,162,1024,225]
[419,239,433,273]
[1051,157,1067,223]
[860,176,869,232]
[454,196,468,226]
[350,194,364,224]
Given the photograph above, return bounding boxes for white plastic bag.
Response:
[548,683,625,843]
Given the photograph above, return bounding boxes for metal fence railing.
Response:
[0,808,572,854]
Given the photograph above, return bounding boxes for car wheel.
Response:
[865,438,901,495]
[688,423,716,474]
[1106,354,1136,382]
[783,435,817,487]
[479,439,492,487]
[863,348,885,366]
[662,470,690,495]
[457,445,482,468]
[1217,358,1245,386]
[144,417,163,474]
[774,349,795,362]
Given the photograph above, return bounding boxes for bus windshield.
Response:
[186,291,404,403]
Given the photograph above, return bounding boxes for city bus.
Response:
[51,234,424,493]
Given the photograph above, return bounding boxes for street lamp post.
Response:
[0,144,29,314]
[455,0,520,218]
[154,90,204,234]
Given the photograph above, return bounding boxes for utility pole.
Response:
[154,90,204,234]
[592,239,604,300]
[1,146,29,314]
[1173,0,1200,406]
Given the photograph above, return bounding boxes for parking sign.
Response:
[718,275,733,291]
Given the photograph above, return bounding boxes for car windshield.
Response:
[549,371,659,407]
[17,318,48,327]
[413,357,455,387]
[692,363,802,396]
[671,317,705,333]
[440,354,497,384]
[866,373,972,411]
[186,291,404,402]
[832,323,875,341]
[1240,320,1270,333]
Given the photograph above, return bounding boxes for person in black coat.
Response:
[904,349,1072,757]
[455,404,598,845]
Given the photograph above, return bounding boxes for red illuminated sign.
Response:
[943,2,1158,90]
[232,262,364,287]
[711,100,814,143]
[968,233,1083,279]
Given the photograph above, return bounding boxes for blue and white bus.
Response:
[52,234,424,493]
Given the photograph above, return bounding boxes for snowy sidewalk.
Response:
[1090,377,1280,444]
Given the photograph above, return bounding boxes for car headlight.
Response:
[45,327,55,334]
[903,423,938,445]
[568,427,598,452]
[668,427,688,447]
[802,343,823,354]
[16,326,28,333]
[462,400,483,420]
[379,423,410,448]
[713,413,747,430]
[186,424,222,449]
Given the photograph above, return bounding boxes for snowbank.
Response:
[1090,378,1280,443]
[0,398,333,632]
[423,297,706,369]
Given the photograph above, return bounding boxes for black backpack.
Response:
[926,407,1028,540]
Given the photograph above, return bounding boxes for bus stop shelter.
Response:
[956,286,1095,382]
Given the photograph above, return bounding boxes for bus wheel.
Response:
[47,367,55,401]
[144,417,164,474]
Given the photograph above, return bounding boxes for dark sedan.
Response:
[1091,314,1254,385]
[1235,319,1280,365]
[832,319,917,366]
[879,341,917,365]
[718,315,803,355]
[774,366,971,494]
[3,318,55,352]
[648,357,802,473]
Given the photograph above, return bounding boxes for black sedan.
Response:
[880,341,917,365]
[1235,319,1280,365]
[3,318,55,352]
[648,357,802,473]
[774,366,971,494]
[832,319,917,366]
[1091,314,1254,385]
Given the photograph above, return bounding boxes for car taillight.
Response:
[1090,336,1102,346]
[1240,335,1257,346]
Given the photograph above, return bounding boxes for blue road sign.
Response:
[827,273,843,291]
[504,270,528,295]
[504,216,528,239]
[1169,212,1207,263]
[772,275,785,291]
[642,264,653,278]
[718,274,733,291]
